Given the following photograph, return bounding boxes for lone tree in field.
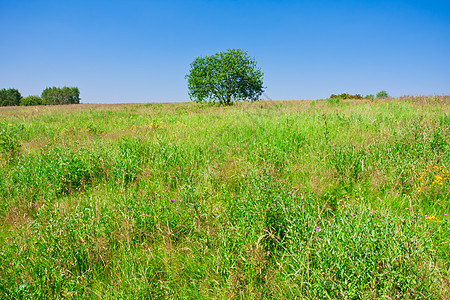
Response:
[376,90,389,99]
[186,49,264,105]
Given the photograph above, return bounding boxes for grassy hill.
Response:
[1,97,449,298]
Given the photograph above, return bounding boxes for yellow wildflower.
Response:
[425,215,440,222]
[432,175,443,186]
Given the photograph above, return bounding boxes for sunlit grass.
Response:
[0,96,449,298]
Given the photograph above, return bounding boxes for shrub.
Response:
[365,94,375,100]
[327,96,341,104]
[20,95,45,106]
[329,93,363,100]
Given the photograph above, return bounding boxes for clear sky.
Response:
[1,0,449,103]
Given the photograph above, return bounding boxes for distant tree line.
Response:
[329,90,390,100]
[0,87,80,107]
[329,93,364,100]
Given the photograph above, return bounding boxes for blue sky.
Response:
[1,0,449,103]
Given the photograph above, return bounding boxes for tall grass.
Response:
[0,97,449,298]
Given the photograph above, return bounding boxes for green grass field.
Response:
[0,97,449,299]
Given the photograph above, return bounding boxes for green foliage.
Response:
[20,95,45,106]
[112,138,150,184]
[0,124,21,159]
[365,94,375,100]
[329,93,363,100]
[376,90,390,98]
[42,147,105,195]
[327,96,341,104]
[2,145,106,205]
[186,49,264,105]
[328,144,365,182]
[284,207,441,298]
[0,88,22,106]
[41,87,80,105]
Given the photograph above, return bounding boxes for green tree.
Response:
[0,88,22,106]
[41,87,80,105]
[376,90,389,99]
[186,49,264,105]
[20,95,45,106]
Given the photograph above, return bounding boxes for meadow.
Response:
[0,96,449,299]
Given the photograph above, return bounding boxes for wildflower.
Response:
[444,213,448,216]
[425,215,429,218]
[433,175,443,185]
[315,226,321,232]
[7,124,12,126]
[170,199,175,203]
[425,215,440,222]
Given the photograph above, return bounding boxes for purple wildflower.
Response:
[425,215,429,218]
[444,213,448,216]
[170,199,175,203]
[315,226,321,232]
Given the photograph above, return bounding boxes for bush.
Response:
[41,87,80,105]
[329,93,363,100]
[186,49,264,105]
[0,88,22,106]
[327,96,341,104]
[20,95,45,106]
[376,90,389,99]
[365,94,375,100]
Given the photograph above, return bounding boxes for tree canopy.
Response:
[0,88,22,106]
[376,90,390,99]
[41,87,80,105]
[186,49,264,105]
